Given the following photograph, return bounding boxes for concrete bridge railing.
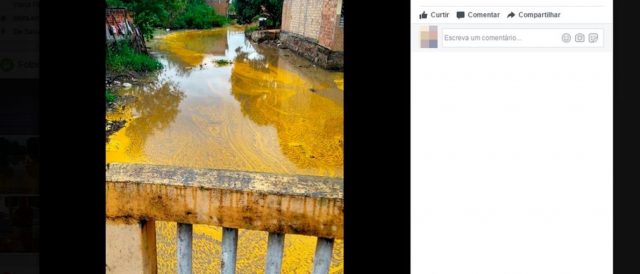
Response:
[106,163,343,274]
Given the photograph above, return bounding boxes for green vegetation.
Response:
[106,0,229,40]
[214,59,232,66]
[245,25,258,33]
[228,2,236,15]
[233,0,283,27]
[173,1,228,29]
[106,40,163,73]
[106,89,117,103]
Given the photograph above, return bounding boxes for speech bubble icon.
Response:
[457,11,465,19]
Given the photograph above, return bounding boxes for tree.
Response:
[106,0,226,40]
[234,0,283,27]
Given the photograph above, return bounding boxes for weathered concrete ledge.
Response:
[106,163,344,239]
[250,29,280,43]
[279,31,344,71]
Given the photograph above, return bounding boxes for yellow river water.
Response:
[106,26,343,273]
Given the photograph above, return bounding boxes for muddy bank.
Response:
[105,63,159,141]
[105,94,135,142]
[105,71,146,142]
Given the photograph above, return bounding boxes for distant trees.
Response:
[106,0,228,39]
[233,0,283,27]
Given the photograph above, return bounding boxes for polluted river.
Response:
[106,26,344,273]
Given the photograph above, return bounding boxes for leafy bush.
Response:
[106,89,117,103]
[245,25,258,33]
[172,1,228,29]
[234,0,283,27]
[107,0,228,40]
[106,40,163,73]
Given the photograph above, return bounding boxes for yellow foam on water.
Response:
[107,27,344,273]
[155,222,344,273]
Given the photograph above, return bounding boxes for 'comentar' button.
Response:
[468,12,501,18]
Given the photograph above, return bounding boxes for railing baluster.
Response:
[265,232,285,274]
[177,223,193,274]
[311,237,334,274]
[141,219,158,274]
[221,227,239,274]
[107,163,344,273]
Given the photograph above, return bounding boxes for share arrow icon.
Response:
[507,12,515,18]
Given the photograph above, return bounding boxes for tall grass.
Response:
[106,41,162,73]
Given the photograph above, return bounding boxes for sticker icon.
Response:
[589,33,598,43]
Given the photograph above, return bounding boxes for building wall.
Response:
[331,25,344,52]
[282,0,323,41]
[106,9,131,25]
[105,9,135,42]
[318,0,343,51]
[206,0,229,16]
[282,0,343,52]
[279,32,344,70]
[106,8,147,53]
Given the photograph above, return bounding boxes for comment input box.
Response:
[441,28,604,48]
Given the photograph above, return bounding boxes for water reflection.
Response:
[113,27,344,176]
[106,27,344,273]
[127,81,184,139]
[107,80,185,163]
[159,55,195,78]
[231,50,343,173]
[155,28,230,67]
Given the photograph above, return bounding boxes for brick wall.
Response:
[282,0,343,52]
[282,0,291,31]
[206,0,229,16]
[281,0,323,41]
[318,0,343,51]
[332,25,343,51]
[280,0,344,69]
[280,32,344,70]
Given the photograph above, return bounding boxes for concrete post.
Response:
[177,223,193,274]
[311,237,334,274]
[141,219,157,274]
[221,227,239,274]
[265,232,285,274]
